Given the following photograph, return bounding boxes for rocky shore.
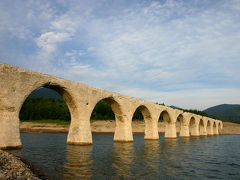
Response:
[0,150,42,180]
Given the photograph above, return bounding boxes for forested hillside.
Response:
[19,97,144,121]
[20,87,144,121]
[170,106,215,119]
[204,104,240,124]
[20,98,70,121]
[23,88,240,123]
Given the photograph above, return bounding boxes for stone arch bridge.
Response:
[0,63,223,149]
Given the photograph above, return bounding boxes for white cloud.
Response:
[36,32,71,52]
[51,14,78,34]
[80,0,240,87]
[119,87,240,110]
[0,0,240,109]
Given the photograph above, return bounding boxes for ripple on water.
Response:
[7,133,240,180]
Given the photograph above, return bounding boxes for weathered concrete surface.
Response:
[0,63,223,149]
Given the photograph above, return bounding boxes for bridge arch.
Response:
[206,120,213,135]
[89,96,122,122]
[199,118,206,136]
[131,104,158,140]
[159,110,171,123]
[218,121,222,132]
[0,79,80,148]
[18,82,77,120]
[18,82,79,144]
[219,121,223,130]
[176,113,184,135]
[189,116,198,136]
[158,109,176,138]
[131,105,151,121]
[89,96,124,140]
[89,95,133,142]
[213,121,218,135]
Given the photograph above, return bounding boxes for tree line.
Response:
[19,97,143,121]
[20,97,214,121]
[20,98,71,121]
[176,108,216,119]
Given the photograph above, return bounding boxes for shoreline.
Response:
[20,129,240,135]
[20,121,240,135]
[18,156,48,180]
[1,121,239,180]
[0,149,42,180]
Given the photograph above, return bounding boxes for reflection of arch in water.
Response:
[143,140,160,175]
[63,145,93,179]
[112,143,135,179]
[163,138,178,154]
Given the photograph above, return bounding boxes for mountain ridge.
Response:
[204,104,240,124]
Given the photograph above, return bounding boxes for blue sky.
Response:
[0,0,240,110]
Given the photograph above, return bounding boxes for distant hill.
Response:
[204,104,240,124]
[29,87,63,100]
[169,105,210,118]
[169,105,181,109]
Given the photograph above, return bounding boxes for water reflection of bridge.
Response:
[0,63,223,149]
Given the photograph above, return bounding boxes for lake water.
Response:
[9,133,240,180]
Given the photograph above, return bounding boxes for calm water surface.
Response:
[9,133,240,180]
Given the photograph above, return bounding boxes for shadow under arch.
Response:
[189,116,196,136]
[18,83,78,144]
[199,118,205,136]
[159,110,171,124]
[18,83,77,118]
[131,105,153,139]
[218,122,222,132]
[206,120,212,135]
[213,121,218,135]
[176,114,184,135]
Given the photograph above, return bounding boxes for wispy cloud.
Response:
[0,0,239,109]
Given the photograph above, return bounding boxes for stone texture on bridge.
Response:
[0,63,223,149]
